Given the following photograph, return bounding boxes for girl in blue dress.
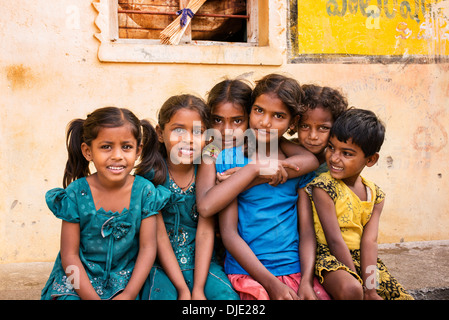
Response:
[139,94,239,300]
[41,107,171,300]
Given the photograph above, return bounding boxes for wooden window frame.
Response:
[93,0,283,65]
[117,0,253,44]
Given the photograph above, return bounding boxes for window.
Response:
[93,0,282,65]
[118,0,252,44]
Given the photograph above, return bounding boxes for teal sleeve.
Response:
[141,183,171,219]
[45,188,80,223]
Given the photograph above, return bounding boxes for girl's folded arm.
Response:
[196,151,305,218]
[280,137,319,178]
[196,160,261,218]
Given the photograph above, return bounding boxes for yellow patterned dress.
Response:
[306,172,414,300]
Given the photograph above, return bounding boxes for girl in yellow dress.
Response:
[305,108,413,300]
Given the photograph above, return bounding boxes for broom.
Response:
[160,0,207,45]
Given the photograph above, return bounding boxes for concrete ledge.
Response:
[0,262,53,300]
[1,240,448,300]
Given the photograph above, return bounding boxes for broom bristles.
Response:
[160,0,207,45]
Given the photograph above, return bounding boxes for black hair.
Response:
[252,73,303,117]
[206,79,253,116]
[300,84,348,121]
[157,94,210,158]
[330,108,385,157]
[63,107,164,187]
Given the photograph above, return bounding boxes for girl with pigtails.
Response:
[41,107,170,300]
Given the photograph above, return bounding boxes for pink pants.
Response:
[228,273,331,300]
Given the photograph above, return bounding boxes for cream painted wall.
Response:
[1,1,448,263]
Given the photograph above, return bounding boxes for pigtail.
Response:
[135,119,167,186]
[63,119,90,188]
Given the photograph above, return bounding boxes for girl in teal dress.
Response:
[41,107,170,300]
[140,94,239,300]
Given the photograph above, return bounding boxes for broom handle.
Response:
[179,0,191,41]
[184,0,207,13]
[160,0,207,44]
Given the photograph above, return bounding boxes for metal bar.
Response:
[118,9,249,19]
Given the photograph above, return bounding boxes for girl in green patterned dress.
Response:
[41,107,171,300]
[139,94,239,300]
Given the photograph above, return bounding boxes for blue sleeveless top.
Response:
[216,146,315,276]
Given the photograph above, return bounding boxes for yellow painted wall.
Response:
[294,0,449,56]
[1,0,448,263]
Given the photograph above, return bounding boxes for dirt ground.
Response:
[1,240,448,300]
[377,240,449,299]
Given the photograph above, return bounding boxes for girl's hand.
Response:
[216,167,240,183]
[191,287,207,300]
[112,291,134,300]
[261,160,287,186]
[297,282,318,300]
[177,287,192,300]
[363,289,383,300]
[257,159,299,186]
[266,278,300,300]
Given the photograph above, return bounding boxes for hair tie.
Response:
[176,8,194,28]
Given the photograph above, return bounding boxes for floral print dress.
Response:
[306,171,414,300]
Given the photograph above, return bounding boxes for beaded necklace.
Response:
[167,165,195,191]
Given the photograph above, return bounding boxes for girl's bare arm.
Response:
[154,214,191,299]
[280,137,319,178]
[60,221,101,300]
[114,215,157,299]
[297,188,318,299]
[360,200,385,300]
[312,187,356,272]
[196,156,300,218]
[192,215,216,299]
[196,160,263,218]
[219,199,299,300]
